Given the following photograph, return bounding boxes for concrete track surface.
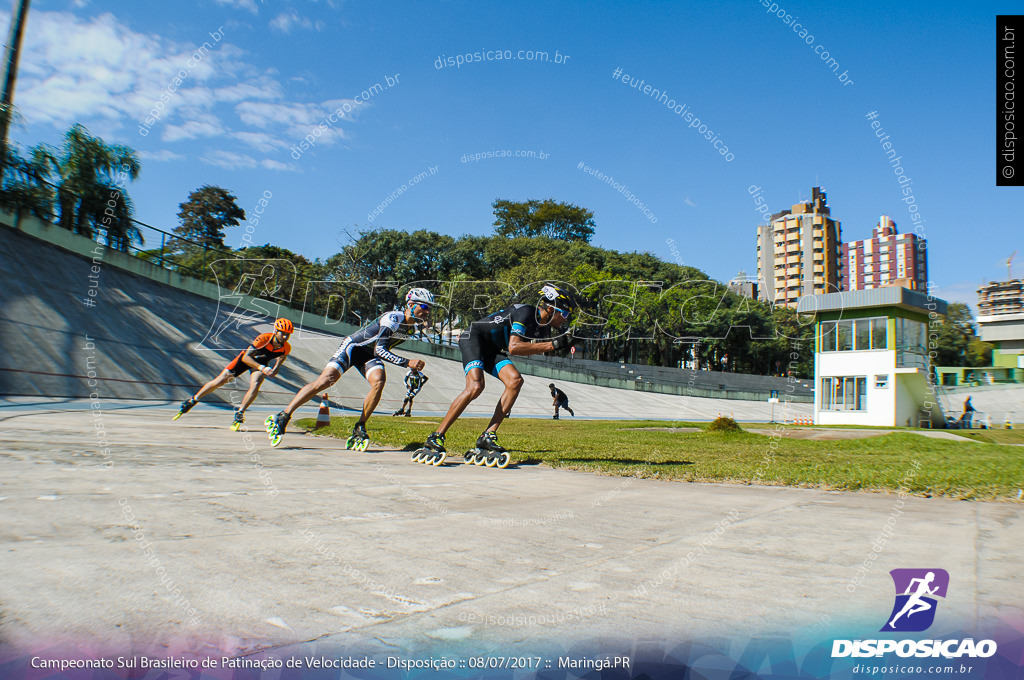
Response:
[1,401,1022,660]
[3,222,1024,664]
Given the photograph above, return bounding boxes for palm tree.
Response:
[38,124,142,250]
[0,143,54,220]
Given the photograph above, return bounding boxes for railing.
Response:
[120,217,240,280]
[0,162,240,281]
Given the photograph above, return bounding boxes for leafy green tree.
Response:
[965,337,993,367]
[175,185,245,248]
[38,124,141,244]
[932,302,976,367]
[492,198,596,242]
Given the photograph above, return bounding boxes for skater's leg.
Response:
[485,364,523,433]
[237,371,265,413]
[436,368,485,435]
[283,365,342,416]
[359,367,386,423]
[192,369,234,401]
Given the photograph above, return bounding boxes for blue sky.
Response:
[7,0,1021,310]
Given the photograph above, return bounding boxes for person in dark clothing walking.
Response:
[960,395,976,428]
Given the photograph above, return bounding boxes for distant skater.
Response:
[549,383,574,419]
[393,367,429,416]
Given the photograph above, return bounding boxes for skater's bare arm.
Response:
[241,350,266,372]
[508,335,556,356]
[266,356,286,377]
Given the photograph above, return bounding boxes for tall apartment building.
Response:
[977,279,1024,316]
[976,280,1024,377]
[756,187,842,308]
[841,216,927,291]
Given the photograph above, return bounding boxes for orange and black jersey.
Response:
[225,332,291,375]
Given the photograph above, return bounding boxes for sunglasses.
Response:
[552,306,572,320]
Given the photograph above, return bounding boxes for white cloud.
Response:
[235,99,356,145]
[233,131,287,152]
[162,119,225,142]
[684,197,696,207]
[200,150,295,172]
[138,149,186,162]
[10,9,363,171]
[201,149,259,169]
[260,159,298,172]
[213,0,260,14]
[269,11,313,33]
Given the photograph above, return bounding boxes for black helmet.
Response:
[549,383,555,388]
[539,284,575,311]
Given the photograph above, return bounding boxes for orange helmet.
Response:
[274,318,294,334]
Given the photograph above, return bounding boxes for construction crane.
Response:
[1009,251,1017,280]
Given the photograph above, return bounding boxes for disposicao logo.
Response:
[831,569,997,659]
[881,568,948,632]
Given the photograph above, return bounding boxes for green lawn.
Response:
[295,417,1024,501]
[948,429,1024,445]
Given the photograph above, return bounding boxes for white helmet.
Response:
[405,287,435,307]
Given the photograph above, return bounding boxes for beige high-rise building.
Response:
[756,187,842,308]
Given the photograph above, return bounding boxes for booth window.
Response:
[820,376,867,411]
[820,316,890,352]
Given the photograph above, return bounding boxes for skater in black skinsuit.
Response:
[393,368,429,416]
[417,284,576,464]
[549,383,574,419]
[264,288,434,448]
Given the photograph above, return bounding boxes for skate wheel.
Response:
[269,435,282,448]
[485,454,497,467]
[474,452,487,466]
[358,440,369,452]
[411,450,423,462]
[463,452,474,463]
[172,412,183,421]
[265,415,274,426]
[496,452,510,469]
[431,451,446,466]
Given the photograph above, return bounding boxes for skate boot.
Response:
[392,409,403,416]
[412,431,446,465]
[404,412,411,417]
[230,409,245,431]
[172,397,197,421]
[345,422,370,451]
[264,411,290,447]
[467,431,511,469]
[553,414,559,420]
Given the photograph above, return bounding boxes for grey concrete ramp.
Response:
[0,223,810,421]
[0,402,1021,657]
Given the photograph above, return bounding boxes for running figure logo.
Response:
[881,568,949,632]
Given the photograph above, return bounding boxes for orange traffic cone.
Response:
[315,394,330,428]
